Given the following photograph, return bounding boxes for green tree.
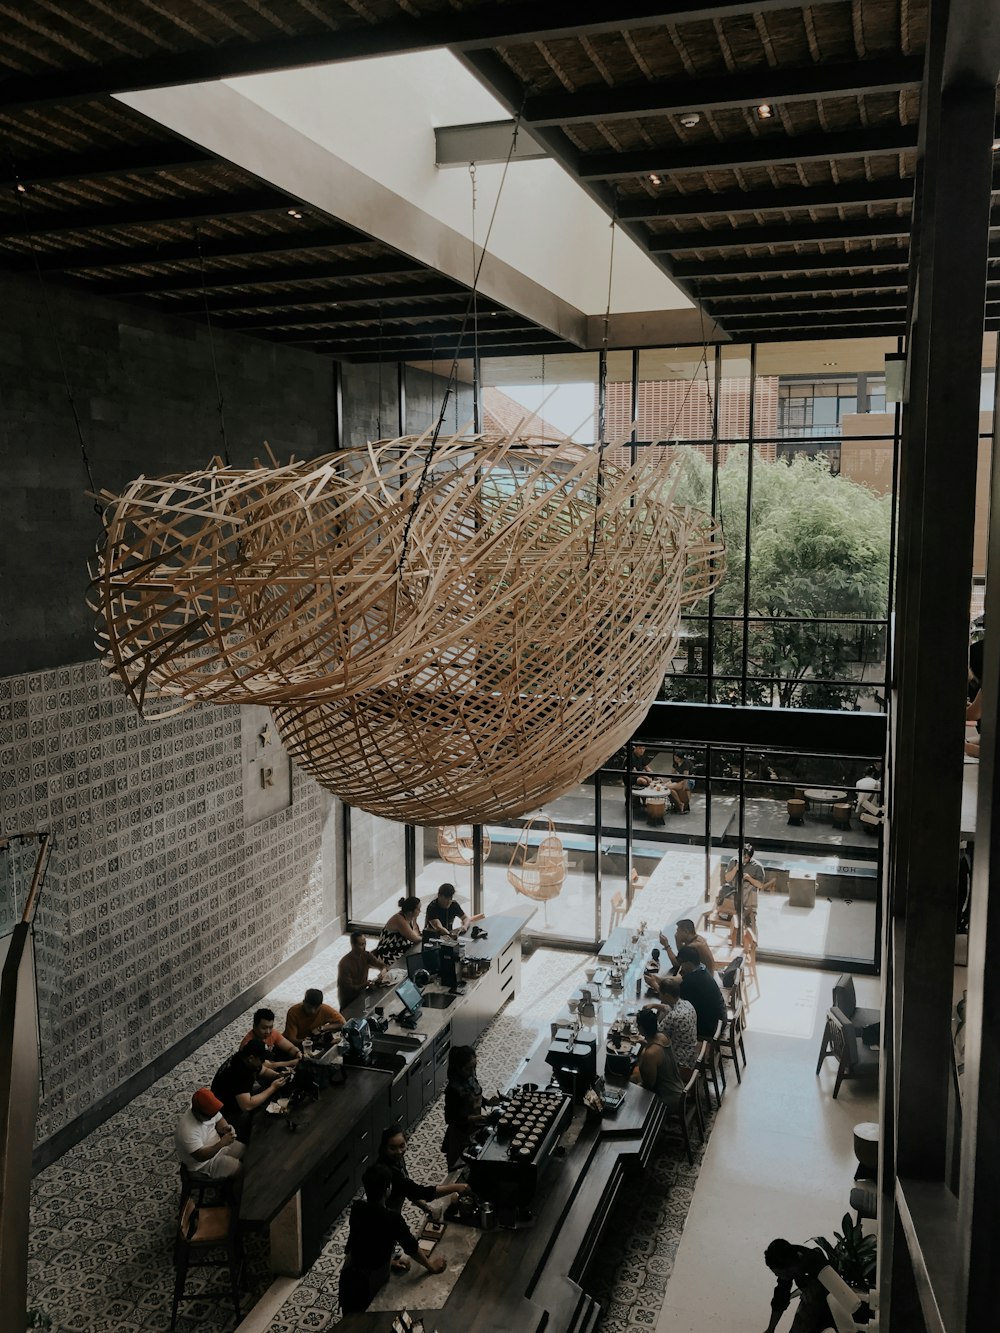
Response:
[665,448,892,708]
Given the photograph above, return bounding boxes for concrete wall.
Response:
[0,269,335,677]
[0,273,355,1152]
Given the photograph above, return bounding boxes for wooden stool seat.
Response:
[832,801,853,829]
[180,1198,233,1244]
[786,797,806,825]
[609,891,627,931]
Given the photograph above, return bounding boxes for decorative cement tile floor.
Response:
[28,876,715,1333]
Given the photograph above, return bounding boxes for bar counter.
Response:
[336,1024,664,1333]
[239,909,531,1275]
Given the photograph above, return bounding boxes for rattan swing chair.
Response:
[437,825,491,866]
[507,817,566,927]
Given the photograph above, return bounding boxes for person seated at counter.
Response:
[648,989,699,1076]
[174,1087,245,1184]
[210,1039,291,1141]
[375,896,423,968]
[442,1045,498,1169]
[424,883,484,938]
[241,1007,301,1084]
[283,988,345,1049]
[658,918,715,974]
[662,946,728,1040]
[339,1164,446,1314]
[631,1007,685,1115]
[378,1125,471,1269]
[337,931,389,1009]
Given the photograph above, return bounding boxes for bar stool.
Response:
[697,1020,726,1107]
[661,1066,705,1166]
[609,891,627,931]
[832,801,853,830]
[718,993,747,1083]
[170,1174,244,1330]
[786,797,806,825]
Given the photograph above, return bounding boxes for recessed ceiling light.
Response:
[287,207,303,219]
[679,112,701,129]
[822,361,838,367]
[15,182,26,193]
[649,173,662,185]
[994,139,1000,151]
[756,103,774,120]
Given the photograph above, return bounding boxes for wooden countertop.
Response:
[240,910,533,1228]
[240,1065,389,1227]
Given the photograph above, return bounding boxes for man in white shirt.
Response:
[854,766,881,815]
[174,1087,245,1181]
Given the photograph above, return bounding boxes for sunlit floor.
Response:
[654,962,880,1333]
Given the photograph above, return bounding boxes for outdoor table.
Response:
[802,787,848,819]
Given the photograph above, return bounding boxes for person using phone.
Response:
[173,1087,245,1183]
[210,1039,291,1141]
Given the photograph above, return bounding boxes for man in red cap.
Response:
[173,1087,245,1181]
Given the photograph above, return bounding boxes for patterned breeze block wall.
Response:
[0,658,338,1146]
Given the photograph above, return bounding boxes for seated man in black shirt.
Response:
[424,882,482,938]
[339,1164,446,1314]
[210,1039,290,1141]
[663,945,728,1039]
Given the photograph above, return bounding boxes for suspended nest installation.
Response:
[91,430,725,824]
[90,444,447,714]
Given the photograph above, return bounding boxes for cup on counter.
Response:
[567,997,579,1013]
[302,1037,314,1059]
[584,967,597,983]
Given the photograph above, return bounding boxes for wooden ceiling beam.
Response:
[276,316,537,346]
[617,178,919,221]
[674,246,912,279]
[700,272,913,297]
[650,215,914,253]
[169,278,467,316]
[525,57,924,127]
[98,254,417,297]
[579,126,920,181]
[313,332,566,357]
[0,188,288,240]
[720,309,908,330]
[743,323,907,341]
[705,292,910,317]
[0,3,814,110]
[1,141,214,189]
[0,225,367,273]
[220,299,495,331]
[344,341,581,364]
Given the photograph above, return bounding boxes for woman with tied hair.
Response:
[374,896,422,968]
[441,1046,500,1168]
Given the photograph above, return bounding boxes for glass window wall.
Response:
[344,338,891,973]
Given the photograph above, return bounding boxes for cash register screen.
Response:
[396,978,423,1013]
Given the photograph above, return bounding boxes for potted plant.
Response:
[811,1212,877,1314]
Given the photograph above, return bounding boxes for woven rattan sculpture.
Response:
[93,430,724,823]
[89,443,452,714]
